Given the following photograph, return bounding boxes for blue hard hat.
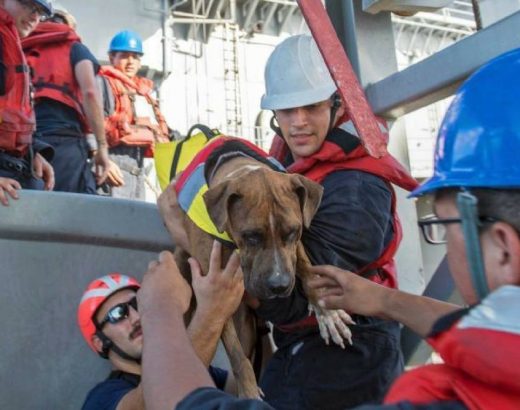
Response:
[108,30,144,55]
[411,48,520,197]
[34,0,53,16]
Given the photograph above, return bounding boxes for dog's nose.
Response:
[267,273,291,295]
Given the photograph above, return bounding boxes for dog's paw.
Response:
[309,304,355,348]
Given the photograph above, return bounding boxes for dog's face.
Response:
[204,169,323,299]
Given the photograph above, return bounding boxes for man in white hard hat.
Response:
[155,34,418,410]
[248,34,418,410]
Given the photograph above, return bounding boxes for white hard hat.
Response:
[261,34,337,110]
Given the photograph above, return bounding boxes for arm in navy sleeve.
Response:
[177,387,274,410]
[256,170,393,324]
[71,42,100,74]
[355,401,468,410]
[177,389,466,410]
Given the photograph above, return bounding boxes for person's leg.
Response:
[260,323,403,410]
[108,154,145,200]
[258,345,302,410]
[40,135,96,194]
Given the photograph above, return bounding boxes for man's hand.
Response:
[93,145,111,185]
[104,160,125,187]
[309,265,462,337]
[0,177,21,206]
[32,153,55,191]
[139,251,193,317]
[307,265,390,319]
[187,241,245,366]
[189,241,244,324]
[157,179,190,250]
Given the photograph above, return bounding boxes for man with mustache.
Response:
[78,242,244,410]
[0,0,55,205]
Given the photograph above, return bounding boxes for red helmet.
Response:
[77,273,140,353]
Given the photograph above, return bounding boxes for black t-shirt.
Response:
[35,42,100,136]
[81,366,228,410]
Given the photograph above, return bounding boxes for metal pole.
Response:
[471,0,483,30]
[162,0,171,82]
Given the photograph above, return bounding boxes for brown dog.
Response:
[158,148,353,398]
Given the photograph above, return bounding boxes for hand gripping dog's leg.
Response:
[297,243,355,348]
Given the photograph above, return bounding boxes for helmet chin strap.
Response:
[456,191,490,300]
[328,92,342,135]
[269,113,282,136]
[95,330,141,364]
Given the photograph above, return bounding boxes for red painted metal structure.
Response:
[297,0,388,158]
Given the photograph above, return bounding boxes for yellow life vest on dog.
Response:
[175,136,285,247]
[154,124,222,191]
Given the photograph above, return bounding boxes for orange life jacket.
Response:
[0,8,35,156]
[270,121,419,289]
[22,22,89,132]
[385,286,520,410]
[99,65,169,152]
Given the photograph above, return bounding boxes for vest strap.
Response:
[33,81,82,105]
[15,64,29,73]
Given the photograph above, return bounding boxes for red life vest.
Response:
[270,121,418,289]
[99,65,169,153]
[0,8,35,156]
[385,286,520,410]
[22,22,89,132]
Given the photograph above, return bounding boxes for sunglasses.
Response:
[97,296,138,329]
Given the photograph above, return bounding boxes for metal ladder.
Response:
[222,22,243,136]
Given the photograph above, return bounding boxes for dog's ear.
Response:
[291,175,323,228]
[203,180,241,233]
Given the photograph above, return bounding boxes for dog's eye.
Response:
[243,232,263,247]
[283,229,299,243]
